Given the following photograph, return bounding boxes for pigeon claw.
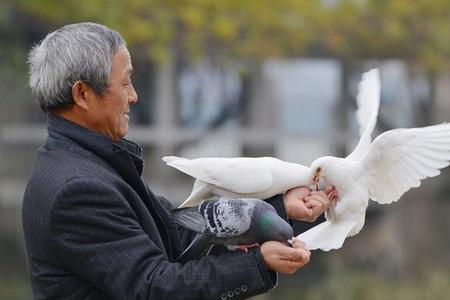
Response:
[231,243,260,253]
[331,186,339,202]
[326,186,339,202]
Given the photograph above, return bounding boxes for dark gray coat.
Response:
[22,115,287,300]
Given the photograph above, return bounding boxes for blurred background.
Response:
[1,0,450,299]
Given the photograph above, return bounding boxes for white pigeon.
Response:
[298,68,450,251]
[162,156,312,208]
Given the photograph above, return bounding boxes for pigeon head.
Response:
[254,204,293,243]
[310,156,346,190]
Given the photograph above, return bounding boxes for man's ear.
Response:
[71,81,92,110]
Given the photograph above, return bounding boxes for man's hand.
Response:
[284,186,331,222]
[260,238,310,274]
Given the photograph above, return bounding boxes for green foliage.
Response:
[6,0,450,70]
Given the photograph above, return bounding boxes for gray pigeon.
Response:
[174,198,293,263]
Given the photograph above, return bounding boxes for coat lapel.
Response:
[104,147,177,260]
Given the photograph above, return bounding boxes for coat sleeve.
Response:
[49,178,277,300]
[264,194,296,228]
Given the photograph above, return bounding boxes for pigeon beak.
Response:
[312,168,322,191]
[312,174,319,191]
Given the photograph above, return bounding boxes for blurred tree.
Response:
[5,0,448,68]
[7,0,450,153]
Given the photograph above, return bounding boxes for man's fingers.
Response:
[304,198,318,209]
[291,237,305,247]
[305,198,324,209]
[284,257,308,271]
[303,207,313,217]
[260,240,311,274]
[280,245,310,262]
[311,190,328,199]
[308,193,330,207]
[281,249,310,274]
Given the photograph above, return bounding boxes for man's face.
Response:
[89,46,138,141]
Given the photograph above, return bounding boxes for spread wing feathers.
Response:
[358,123,450,204]
[347,69,380,161]
[298,220,356,251]
[162,156,273,194]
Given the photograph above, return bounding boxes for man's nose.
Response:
[129,84,138,104]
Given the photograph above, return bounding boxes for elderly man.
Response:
[22,22,331,300]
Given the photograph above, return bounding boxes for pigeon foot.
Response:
[228,243,260,253]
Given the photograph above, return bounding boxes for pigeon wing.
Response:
[173,206,205,233]
[200,199,252,238]
[347,69,380,161]
[357,123,450,204]
[163,156,273,194]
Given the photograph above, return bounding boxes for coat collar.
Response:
[46,113,144,176]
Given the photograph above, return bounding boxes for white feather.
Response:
[347,69,380,161]
[163,156,312,207]
[299,220,356,251]
[297,69,450,251]
[358,123,450,204]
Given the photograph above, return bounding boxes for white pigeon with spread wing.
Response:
[298,69,450,251]
[162,156,311,208]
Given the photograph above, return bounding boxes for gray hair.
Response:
[28,22,126,112]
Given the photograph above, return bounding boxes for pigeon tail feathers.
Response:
[176,234,213,263]
[173,206,205,232]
